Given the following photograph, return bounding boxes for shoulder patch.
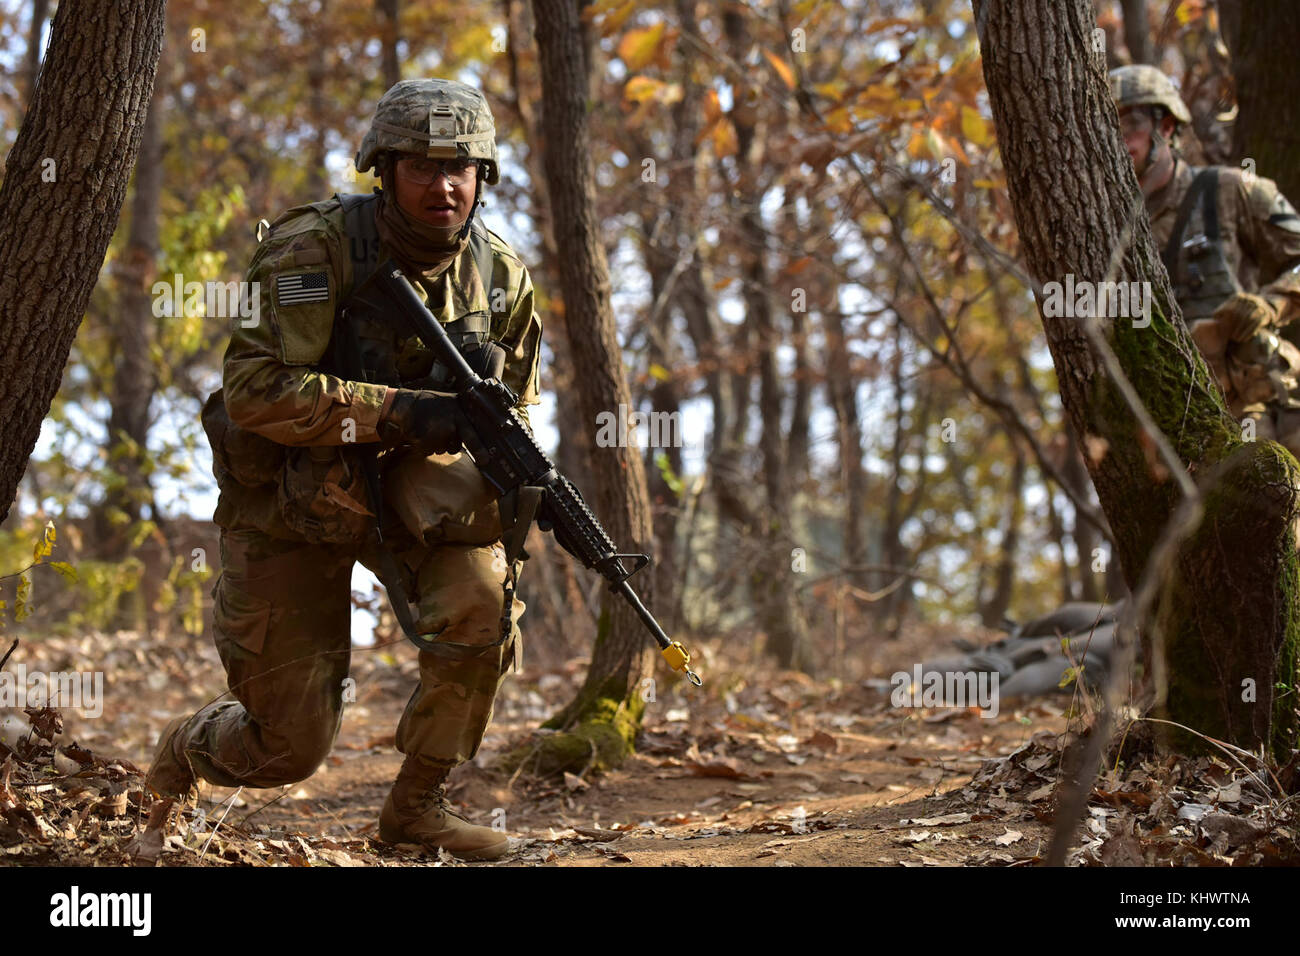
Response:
[275,270,331,306]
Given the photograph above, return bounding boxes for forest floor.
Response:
[2,615,1297,867]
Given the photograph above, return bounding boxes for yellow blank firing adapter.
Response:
[662,641,702,686]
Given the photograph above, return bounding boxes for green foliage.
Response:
[653,451,683,497]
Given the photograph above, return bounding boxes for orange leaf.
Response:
[711,119,738,158]
[624,76,663,103]
[703,88,722,124]
[762,49,797,89]
[618,22,666,71]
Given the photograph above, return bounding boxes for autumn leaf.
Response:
[702,88,722,125]
[762,49,796,90]
[47,562,78,584]
[711,118,738,158]
[618,22,665,72]
[624,76,663,103]
[32,520,55,565]
[960,105,992,148]
[865,17,917,35]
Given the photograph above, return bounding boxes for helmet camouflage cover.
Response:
[355,78,500,184]
[1108,64,1192,125]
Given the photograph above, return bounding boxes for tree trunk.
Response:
[304,0,332,198]
[1220,0,1300,202]
[23,0,51,109]
[98,75,165,558]
[91,64,167,633]
[980,443,1025,627]
[376,0,401,89]
[1061,421,1103,603]
[724,6,811,673]
[0,0,168,526]
[520,0,656,773]
[973,0,1300,759]
[824,305,868,594]
[1119,0,1151,65]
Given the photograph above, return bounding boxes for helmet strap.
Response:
[457,176,483,242]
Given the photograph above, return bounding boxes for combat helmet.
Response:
[355,78,500,185]
[1108,65,1192,125]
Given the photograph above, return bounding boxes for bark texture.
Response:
[526,0,655,767]
[1220,0,1300,203]
[0,0,168,525]
[973,0,1300,758]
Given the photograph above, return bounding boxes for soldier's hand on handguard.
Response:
[379,389,467,455]
[1214,292,1279,343]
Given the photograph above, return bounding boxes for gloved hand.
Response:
[1213,292,1279,343]
[462,341,507,382]
[379,389,465,454]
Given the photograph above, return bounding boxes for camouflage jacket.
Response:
[1146,159,1300,414]
[211,194,543,537]
[1147,158,1300,322]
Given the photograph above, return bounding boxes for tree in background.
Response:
[0,0,168,525]
[974,0,1299,759]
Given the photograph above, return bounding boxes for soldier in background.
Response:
[1110,64,1300,452]
[146,79,545,861]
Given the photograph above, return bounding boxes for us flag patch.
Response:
[276,271,330,306]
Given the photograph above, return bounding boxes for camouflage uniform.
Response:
[1111,66,1300,448]
[174,82,542,801]
[1145,160,1300,428]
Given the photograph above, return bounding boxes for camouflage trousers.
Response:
[179,449,524,789]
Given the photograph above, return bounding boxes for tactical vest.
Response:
[249,194,505,546]
[1160,168,1241,322]
[333,192,497,390]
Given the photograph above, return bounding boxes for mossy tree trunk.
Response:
[973,0,1300,759]
[522,0,655,775]
[0,0,168,526]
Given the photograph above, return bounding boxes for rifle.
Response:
[362,260,701,686]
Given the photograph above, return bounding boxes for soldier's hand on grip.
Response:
[1214,292,1278,343]
[380,389,466,454]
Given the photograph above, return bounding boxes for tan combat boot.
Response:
[378,757,511,861]
[144,715,199,807]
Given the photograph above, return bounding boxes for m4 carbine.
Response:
[365,260,701,686]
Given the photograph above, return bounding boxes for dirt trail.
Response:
[2,623,1076,866]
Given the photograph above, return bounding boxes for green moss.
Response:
[494,602,649,778]
[1159,441,1300,761]
[495,693,645,778]
[1091,293,1300,760]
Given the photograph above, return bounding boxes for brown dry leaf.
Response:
[573,826,625,841]
[683,744,749,780]
[899,813,970,827]
[563,772,588,792]
[803,731,838,753]
[126,798,172,866]
[316,848,364,867]
[993,829,1023,846]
